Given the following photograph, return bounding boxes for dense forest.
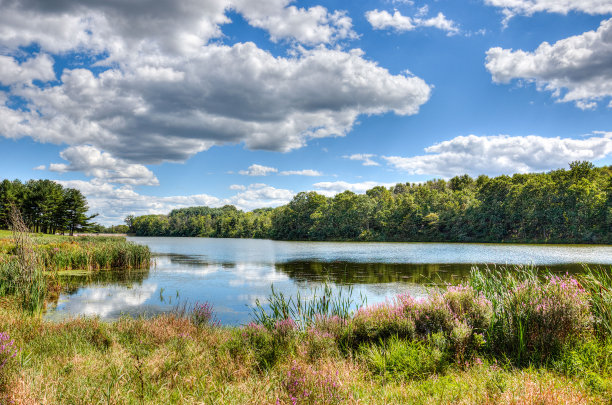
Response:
[0,179,96,235]
[129,162,612,244]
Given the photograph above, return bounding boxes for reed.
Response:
[577,265,612,339]
[5,206,46,313]
[469,265,593,364]
[251,282,366,330]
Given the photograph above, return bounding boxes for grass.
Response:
[0,213,150,315]
[0,222,610,403]
[0,301,609,404]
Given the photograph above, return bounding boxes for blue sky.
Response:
[1,0,611,224]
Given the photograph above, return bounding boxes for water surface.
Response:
[45,238,612,325]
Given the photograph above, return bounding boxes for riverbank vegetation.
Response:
[0,210,151,313]
[0,264,611,403]
[129,161,612,243]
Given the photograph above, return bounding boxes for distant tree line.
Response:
[0,179,96,235]
[129,161,611,243]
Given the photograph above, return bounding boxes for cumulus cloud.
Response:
[48,145,159,186]
[485,0,612,24]
[279,169,322,176]
[312,181,397,196]
[58,180,294,225]
[239,164,278,176]
[366,9,459,35]
[383,133,612,177]
[229,183,295,210]
[231,0,356,45]
[1,43,430,163]
[0,53,55,85]
[343,154,380,166]
[486,19,612,109]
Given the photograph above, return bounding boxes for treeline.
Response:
[129,162,612,243]
[0,179,96,235]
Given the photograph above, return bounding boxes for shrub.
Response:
[411,292,454,338]
[304,327,339,361]
[351,301,415,345]
[471,266,593,363]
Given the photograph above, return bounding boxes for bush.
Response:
[471,266,593,364]
[351,301,415,345]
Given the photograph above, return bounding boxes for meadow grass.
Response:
[0,245,610,403]
[0,300,609,404]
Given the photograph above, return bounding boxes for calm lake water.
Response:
[45,237,612,325]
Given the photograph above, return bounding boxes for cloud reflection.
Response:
[54,283,158,318]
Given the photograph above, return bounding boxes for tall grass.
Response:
[37,239,151,271]
[1,238,150,272]
[251,282,366,330]
[578,265,612,339]
[0,206,47,313]
[470,265,593,364]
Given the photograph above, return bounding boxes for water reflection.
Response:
[44,238,612,325]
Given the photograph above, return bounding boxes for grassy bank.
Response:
[0,265,611,403]
[0,228,151,313]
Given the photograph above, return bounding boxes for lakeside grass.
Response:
[0,265,611,403]
[0,302,610,404]
[0,228,151,314]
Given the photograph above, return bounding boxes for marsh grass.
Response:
[0,305,608,404]
[0,259,610,403]
[2,207,47,313]
[578,265,612,338]
[469,265,594,365]
[251,282,366,330]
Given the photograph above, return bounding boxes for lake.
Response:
[45,237,612,325]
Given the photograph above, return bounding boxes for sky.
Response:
[0,0,611,225]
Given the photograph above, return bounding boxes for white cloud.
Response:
[49,145,159,186]
[229,184,246,190]
[279,169,323,176]
[1,43,430,163]
[486,19,612,108]
[312,181,396,196]
[0,0,431,188]
[485,0,612,24]
[343,154,380,166]
[383,133,612,177]
[228,183,294,211]
[366,9,459,35]
[0,53,55,85]
[231,0,356,45]
[239,164,278,176]
[58,180,294,225]
[33,165,46,171]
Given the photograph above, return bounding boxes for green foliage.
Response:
[362,335,449,380]
[578,265,612,338]
[470,266,594,364]
[128,162,612,243]
[0,179,96,235]
[250,283,366,330]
